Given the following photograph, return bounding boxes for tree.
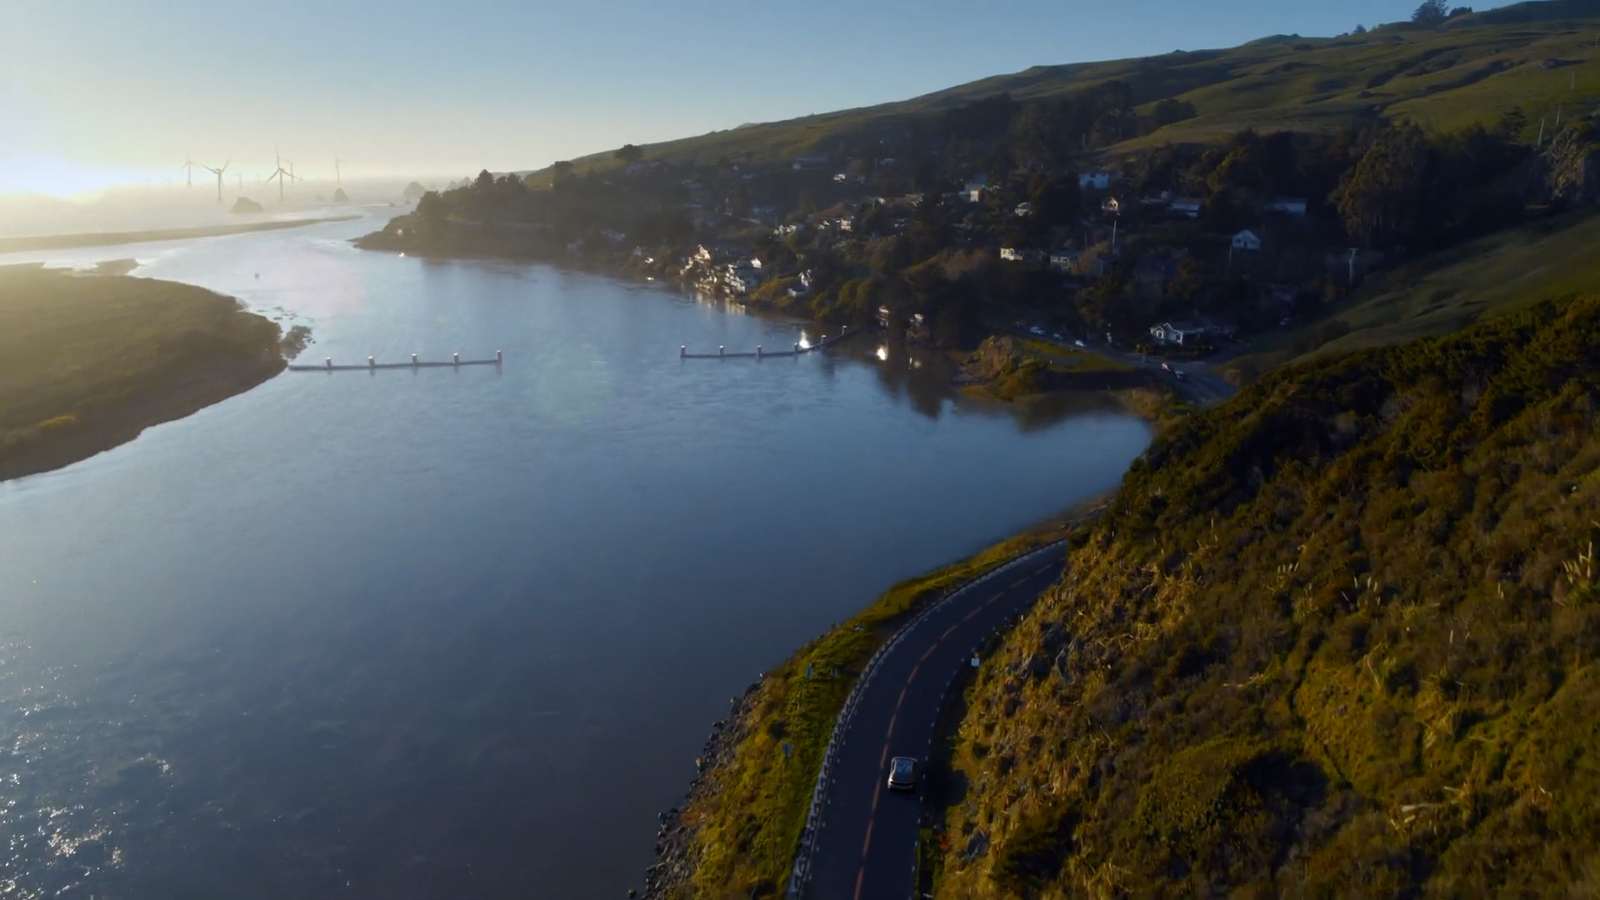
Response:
[1331,123,1430,246]
[1448,6,1473,18]
[1412,0,1449,26]
[614,144,644,164]
[551,160,575,190]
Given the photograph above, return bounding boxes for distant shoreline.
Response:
[0,215,364,254]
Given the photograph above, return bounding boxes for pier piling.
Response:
[411,353,419,367]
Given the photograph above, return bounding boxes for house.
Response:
[792,154,829,169]
[907,313,929,341]
[963,175,988,203]
[787,270,814,298]
[1149,320,1210,346]
[1232,229,1262,252]
[1049,249,1081,271]
[1141,190,1173,206]
[1014,202,1035,217]
[1079,170,1112,191]
[1265,196,1308,216]
[833,172,849,183]
[1170,197,1202,219]
[600,228,627,244]
[1000,247,1044,263]
[723,263,762,295]
[1101,197,1122,216]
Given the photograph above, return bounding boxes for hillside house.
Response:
[1049,249,1080,271]
[787,270,813,298]
[1000,247,1044,263]
[1149,320,1210,346]
[1232,229,1262,252]
[1170,197,1202,219]
[1014,202,1034,217]
[1079,170,1112,191]
[1265,196,1309,216]
[1101,197,1122,216]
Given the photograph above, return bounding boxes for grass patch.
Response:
[0,264,286,481]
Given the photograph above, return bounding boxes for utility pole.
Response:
[1348,248,1358,287]
[1537,117,1546,147]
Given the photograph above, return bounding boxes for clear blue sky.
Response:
[1,0,1513,194]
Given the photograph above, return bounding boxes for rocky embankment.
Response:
[638,683,760,900]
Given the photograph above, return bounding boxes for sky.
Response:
[1,0,1518,196]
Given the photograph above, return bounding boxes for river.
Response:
[0,211,1149,898]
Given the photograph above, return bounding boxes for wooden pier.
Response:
[288,351,503,372]
[679,326,866,360]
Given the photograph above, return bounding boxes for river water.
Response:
[0,211,1148,898]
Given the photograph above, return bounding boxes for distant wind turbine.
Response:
[334,157,345,185]
[265,152,296,203]
[182,156,197,188]
[200,159,230,203]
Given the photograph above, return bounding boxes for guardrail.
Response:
[783,538,1068,900]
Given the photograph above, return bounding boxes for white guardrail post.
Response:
[784,538,1067,899]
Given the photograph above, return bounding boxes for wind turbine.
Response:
[200,159,229,203]
[265,152,296,203]
[334,157,344,185]
[182,156,197,188]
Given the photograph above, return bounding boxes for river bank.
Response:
[638,504,1110,900]
[0,264,292,482]
[0,214,362,254]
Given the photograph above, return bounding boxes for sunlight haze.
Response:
[2,0,1511,196]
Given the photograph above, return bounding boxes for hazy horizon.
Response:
[4,0,1516,198]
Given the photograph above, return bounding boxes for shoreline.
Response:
[0,214,363,254]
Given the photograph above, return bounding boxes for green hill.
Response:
[935,293,1600,896]
[1227,207,1600,376]
[555,0,1600,173]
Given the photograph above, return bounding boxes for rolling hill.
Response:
[554,0,1600,173]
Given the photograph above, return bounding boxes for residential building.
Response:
[1170,197,1202,219]
[1232,229,1262,252]
[1049,249,1081,271]
[1265,196,1309,216]
[1079,170,1113,191]
[1149,320,1210,346]
[1000,247,1044,263]
[1101,197,1122,216]
[1014,202,1035,217]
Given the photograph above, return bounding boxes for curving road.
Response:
[798,547,1066,900]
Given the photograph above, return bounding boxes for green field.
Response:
[1226,207,1600,376]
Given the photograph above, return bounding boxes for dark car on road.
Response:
[887,756,918,791]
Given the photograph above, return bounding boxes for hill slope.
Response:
[1227,207,1600,376]
[936,294,1600,896]
[560,0,1600,172]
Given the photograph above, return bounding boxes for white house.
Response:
[1101,197,1122,216]
[1049,249,1081,271]
[1149,321,1209,346]
[1014,202,1035,217]
[1170,197,1202,219]
[1000,247,1044,263]
[1079,170,1112,191]
[1232,229,1262,252]
[1265,196,1309,216]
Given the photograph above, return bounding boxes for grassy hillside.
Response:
[0,265,288,481]
[1227,207,1600,376]
[556,1,1600,172]
[935,294,1600,897]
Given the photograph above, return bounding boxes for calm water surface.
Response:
[0,213,1149,898]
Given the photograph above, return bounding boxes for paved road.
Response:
[799,548,1066,900]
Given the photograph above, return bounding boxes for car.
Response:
[1052,332,1064,341]
[887,756,918,791]
[1160,362,1172,373]
[1074,339,1085,348]
[1029,326,1044,336]
[1174,369,1188,380]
